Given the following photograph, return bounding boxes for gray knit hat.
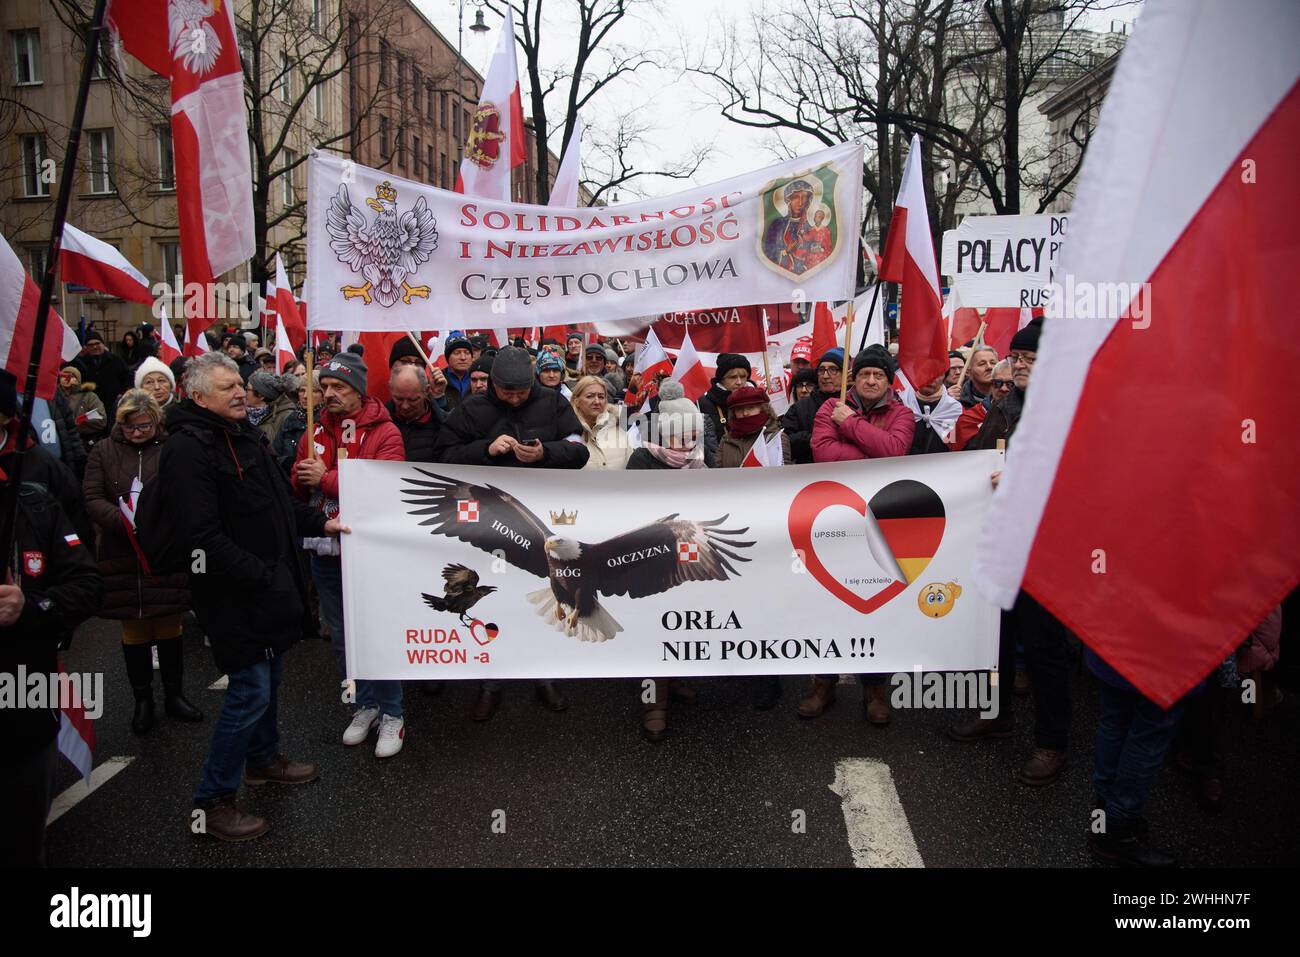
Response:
[318,352,368,395]
[247,369,281,401]
[489,346,534,390]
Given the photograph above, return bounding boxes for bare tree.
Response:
[579,113,710,204]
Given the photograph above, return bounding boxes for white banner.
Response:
[339,454,1001,680]
[941,213,1069,308]
[307,143,864,331]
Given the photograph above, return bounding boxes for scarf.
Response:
[897,372,962,441]
[246,405,270,426]
[643,441,705,469]
[726,410,768,437]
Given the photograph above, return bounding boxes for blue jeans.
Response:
[1093,681,1184,834]
[194,656,281,804]
[311,554,403,718]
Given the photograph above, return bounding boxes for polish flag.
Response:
[107,0,255,347]
[455,11,527,200]
[974,0,1300,707]
[1,232,81,400]
[183,321,210,357]
[634,327,673,381]
[55,657,94,783]
[274,314,296,374]
[60,224,152,304]
[548,116,583,208]
[983,306,1041,359]
[157,305,182,364]
[271,254,306,352]
[810,301,838,359]
[668,328,710,401]
[879,134,947,389]
[862,239,884,275]
[742,430,783,468]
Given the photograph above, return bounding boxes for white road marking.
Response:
[208,674,229,690]
[46,756,135,825]
[830,758,924,868]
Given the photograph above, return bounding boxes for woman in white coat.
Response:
[570,375,633,470]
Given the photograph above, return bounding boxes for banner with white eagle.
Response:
[307,143,863,332]
[339,453,1001,680]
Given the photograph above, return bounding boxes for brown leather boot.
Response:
[198,797,268,842]
[863,685,892,726]
[1017,747,1067,786]
[535,681,568,712]
[472,686,502,722]
[947,716,1014,742]
[797,677,837,719]
[641,696,669,742]
[244,754,320,787]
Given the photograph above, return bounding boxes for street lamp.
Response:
[454,1,491,165]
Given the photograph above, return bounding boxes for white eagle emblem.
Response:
[326,180,438,307]
[168,0,223,76]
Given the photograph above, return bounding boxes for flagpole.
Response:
[0,0,108,566]
[304,348,316,461]
[839,300,856,402]
[760,309,773,391]
[856,283,882,352]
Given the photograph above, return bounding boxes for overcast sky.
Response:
[415,1,1141,200]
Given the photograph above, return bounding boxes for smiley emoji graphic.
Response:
[918,582,962,618]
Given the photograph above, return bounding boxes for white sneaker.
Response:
[342,707,380,746]
[375,715,405,759]
[152,645,160,670]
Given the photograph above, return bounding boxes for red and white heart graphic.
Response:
[788,479,946,614]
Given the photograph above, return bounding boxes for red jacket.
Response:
[811,391,914,461]
[292,395,405,508]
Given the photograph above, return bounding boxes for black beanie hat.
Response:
[444,334,473,359]
[852,344,894,380]
[318,352,368,395]
[713,352,751,383]
[1009,317,1043,353]
[470,353,495,377]
[388,336,421,367]
[346,342,364,357]
[489,346,533,390]
[0,369,16,417]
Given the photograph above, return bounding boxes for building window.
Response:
[463,109,470,139]
[427,145,434,184]
[155,126,175,190]
[397,57,406,99]
[87,129,115,194]
[11,30,41,85]
[278,51,293,103]
[160,242,182,289]
[20,134,49,197]
[314,79,324,118]
[426,83,434,121]
[440,92,448,129]
[379,40,389,86]
[412,135,421,177]
[90,34,109,80]
[453,107,460,139]
[396,126,405,169]
[412,67,422,113]
[283,148,298,206]
[442,152,450,189]
[27,246,48,283]
[379,115,389,159]
[310,0,323,31]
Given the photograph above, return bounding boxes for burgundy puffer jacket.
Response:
[83,433,190,620]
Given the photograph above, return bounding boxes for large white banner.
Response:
[941,213,1069,308]
[339,454,1001,680]
[307,143,863,331]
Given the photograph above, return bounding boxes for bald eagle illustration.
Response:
[422,563,497,625]
[402,469,755,643]
[326,182,438,308]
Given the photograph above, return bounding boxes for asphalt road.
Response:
[42,615,1300,868]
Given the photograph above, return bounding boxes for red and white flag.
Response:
[863,239,884,276]
[810,301,839,360]
[60,223,152,304]
[56,656,94,784]
[107,0,255,345]
[274,314,295,374]
[455,11,526,200]
[879,133,946,389]
[157,305,182,364]
[634,327,673,381]
[548,115,583,208]
[974,0,1300,706]
[741,429,783,468]
[668,328,710,401]
[1,232,81,400]
[183,321,210,357]
[272,254,306,352]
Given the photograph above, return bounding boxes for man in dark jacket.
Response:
[161,353,343,842]
[433,346,587,719]
[71,331,132,419]
[0,479,102,866]
[387,364,442,463]
[779,347,843,463]
[443,334,474,409]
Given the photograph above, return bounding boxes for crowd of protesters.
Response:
[0,315,1286,868]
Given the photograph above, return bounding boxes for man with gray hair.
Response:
[386,364,443,463]
[159,352,347,842]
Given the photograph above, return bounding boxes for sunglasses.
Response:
[992,379,1014,390]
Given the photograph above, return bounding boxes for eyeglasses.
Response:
[992,379,1014,390]
[121,422,154,434]
[1009,352,1036,365]
[816,365,841,376]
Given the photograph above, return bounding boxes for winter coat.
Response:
[715,416,791,469]
[780,389,838,464]
[386,400,444,463]
[72,351,133,418]
[433,384,590,469]
[1238,606,1282,673]
[957,376,994,409]
[697,383,732,466]
[0,422,92,548]
[260,392,296,445]
[812,391,915,462]
[966,385,1026,450]
[578,409,633,470]
[626,447,679,470]
[908,397,954,456]
[64,385,108,441]
[272,407,307,474]
[160,400,328,674]
[82,434,189,620]
[292,395,405,515]
[43,390,89,479]
[0,483,102,763]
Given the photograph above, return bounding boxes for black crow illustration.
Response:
[402,470,754,643]
[421,563,497,625]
